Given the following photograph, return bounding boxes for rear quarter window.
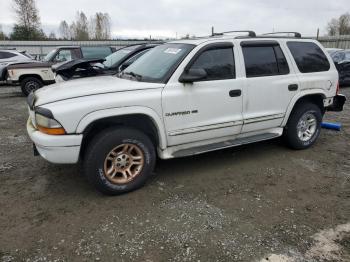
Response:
[287,42,330,73]
[81,47,113,59]
[0,51,17,59]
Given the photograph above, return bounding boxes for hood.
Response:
[7,60,51,69]
[52,58,106,73]
[34,75,164,106]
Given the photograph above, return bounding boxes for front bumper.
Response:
[326,94,346,112]
[27,118,83,164]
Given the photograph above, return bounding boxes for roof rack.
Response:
[261,32,302,38]
[212,30,256,37]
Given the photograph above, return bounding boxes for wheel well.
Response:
[80,114,160,159]
[19,74,43,83]
[292,94,326,115]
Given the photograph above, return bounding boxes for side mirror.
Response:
[179,68,207,83]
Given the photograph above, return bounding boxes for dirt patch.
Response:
[0,86,349,261]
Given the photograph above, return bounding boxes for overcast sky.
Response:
[0,0,348,38]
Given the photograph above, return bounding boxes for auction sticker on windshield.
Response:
[164,48,182,54]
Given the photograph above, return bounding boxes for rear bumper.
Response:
[326,94,346,112]
[27,118,83,164]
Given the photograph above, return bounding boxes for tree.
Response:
[48,32,56,39]
[327,13,350,36]
[89,12,111,40]
[59,20,70,39]
[327,19,338,36]
[338,13,350,35]
[0,25,7,40]
[10,0,46,40]
[11,24,46,40]
[70,11,89,40]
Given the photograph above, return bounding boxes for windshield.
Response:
[331,51,346,63]
[43,49,58,62]
[122,43,195,83]
[103,45,140,68]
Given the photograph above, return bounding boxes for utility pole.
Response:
[316,28,320,39]
[211,26,214,36]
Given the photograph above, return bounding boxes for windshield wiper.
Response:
[122,71,143,81]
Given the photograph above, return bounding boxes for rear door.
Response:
[240,40,299,133]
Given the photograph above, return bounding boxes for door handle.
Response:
[229,89,241,97]
[288,84,298,91]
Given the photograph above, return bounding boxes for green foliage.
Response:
[0,25,7,40]
[10,0,46,40]
[10,24,46,40]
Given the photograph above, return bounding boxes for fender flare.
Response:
[282,89,327,126]
[19,74,44,82]
[76,106,167,149]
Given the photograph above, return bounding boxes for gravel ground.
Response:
[0,86,349,262]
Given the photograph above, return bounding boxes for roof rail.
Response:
[212,30,256,37]
[261,32,302,38]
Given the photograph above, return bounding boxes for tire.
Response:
[284,102,322,150]
[83,127,156,195]
[20,77,43,96]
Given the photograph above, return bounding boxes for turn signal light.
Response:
[37,125,66,135]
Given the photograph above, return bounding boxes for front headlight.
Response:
[35,113,66,135]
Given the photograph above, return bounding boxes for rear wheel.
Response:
[284,103,322,150]
[20,77,43,96]
[83,127,156,195]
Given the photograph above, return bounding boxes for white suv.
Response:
[26,31,346,195]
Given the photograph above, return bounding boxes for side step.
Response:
[173,133,281,158]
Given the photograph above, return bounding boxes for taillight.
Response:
[336,82,340,95]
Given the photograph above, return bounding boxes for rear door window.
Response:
[242,44,289,78]
[287,42,330,73]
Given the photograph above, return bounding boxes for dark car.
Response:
[43,46,116,63]
[328,49,350,86]
[53,43,161,81]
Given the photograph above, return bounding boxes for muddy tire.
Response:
[20,77,43,96]
[284,103,322,150]
[83,127,156,195]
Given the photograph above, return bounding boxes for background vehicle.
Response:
[327,49,350,86]
[0,49,34,81]
[53,44,159,82]
[27,31,345,195]
[7,46,116,95]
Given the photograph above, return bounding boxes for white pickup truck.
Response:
[7,46,115,96]
[26,31,346,195]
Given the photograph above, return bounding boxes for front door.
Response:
[162,42,244,146]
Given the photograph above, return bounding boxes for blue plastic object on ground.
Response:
[321,122,342,131]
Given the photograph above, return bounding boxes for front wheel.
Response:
[284,103,322,150]
[83,127,156,195]
[20,77,43,96]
